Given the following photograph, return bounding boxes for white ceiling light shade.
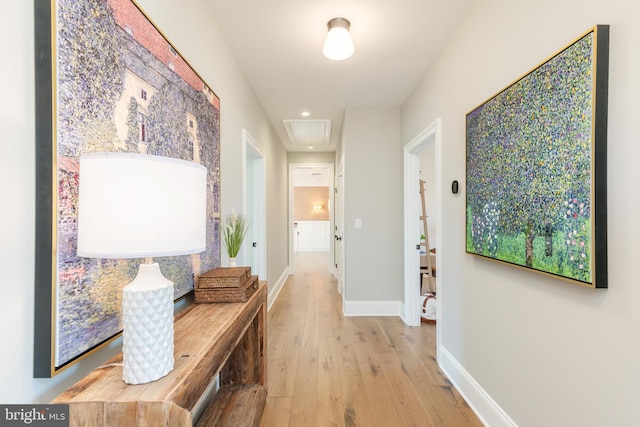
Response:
[322,17,354,61]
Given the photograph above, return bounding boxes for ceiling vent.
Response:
[282,119,331,147]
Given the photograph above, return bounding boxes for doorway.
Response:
[288,163,335,275]
[403,119,442,358]
[243,129,266,280]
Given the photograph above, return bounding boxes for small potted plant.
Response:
[222,211,249,267]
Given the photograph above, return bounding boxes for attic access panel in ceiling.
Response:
[283,119,331,147]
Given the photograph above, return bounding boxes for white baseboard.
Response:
[399,300,423,327]
[267,267,289,311]
[343,300,402,316]
[399,301,407,323]
[439,346,517,427]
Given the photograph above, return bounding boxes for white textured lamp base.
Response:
[122,262,174,384]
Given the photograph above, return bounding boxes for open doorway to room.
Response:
[404,119,442,357]
[288,164,335,275]
[419,141,437,297]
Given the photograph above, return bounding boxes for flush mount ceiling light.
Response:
[322,17,354,61]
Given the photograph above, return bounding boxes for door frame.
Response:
[335,157,345,296]
[403,119,442,351]
[242,129,266,279]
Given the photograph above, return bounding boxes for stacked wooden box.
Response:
[195,266,259,303]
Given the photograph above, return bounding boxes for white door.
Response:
[243,130,266,279]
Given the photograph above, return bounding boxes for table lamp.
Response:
[76,153,207,384]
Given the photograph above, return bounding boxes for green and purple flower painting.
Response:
[465,27,608,288]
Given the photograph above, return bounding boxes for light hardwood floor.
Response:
[259,252,483,427]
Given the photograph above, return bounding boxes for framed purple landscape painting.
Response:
[34,0,221,377]
[465,26,609,288]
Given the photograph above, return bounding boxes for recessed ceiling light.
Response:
[308,146,314,150]
[302,111,310,117]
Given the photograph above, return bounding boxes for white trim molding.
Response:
[242,129,267,280]
[439,346,518,427]
[343,300,402,317]
[267,267,290,311]
[403,119,442,328]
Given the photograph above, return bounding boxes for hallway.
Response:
[259,252,483,426]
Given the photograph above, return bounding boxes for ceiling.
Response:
[206,0,474,152]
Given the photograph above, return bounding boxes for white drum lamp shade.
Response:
[77,153,207,384]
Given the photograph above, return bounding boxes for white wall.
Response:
[343,108,404,302]
[295,221,330,252]
[288,151,336,164]
[0,0,287,404]
[402,0,640,425]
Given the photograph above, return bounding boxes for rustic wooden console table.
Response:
[53,282,268,426]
